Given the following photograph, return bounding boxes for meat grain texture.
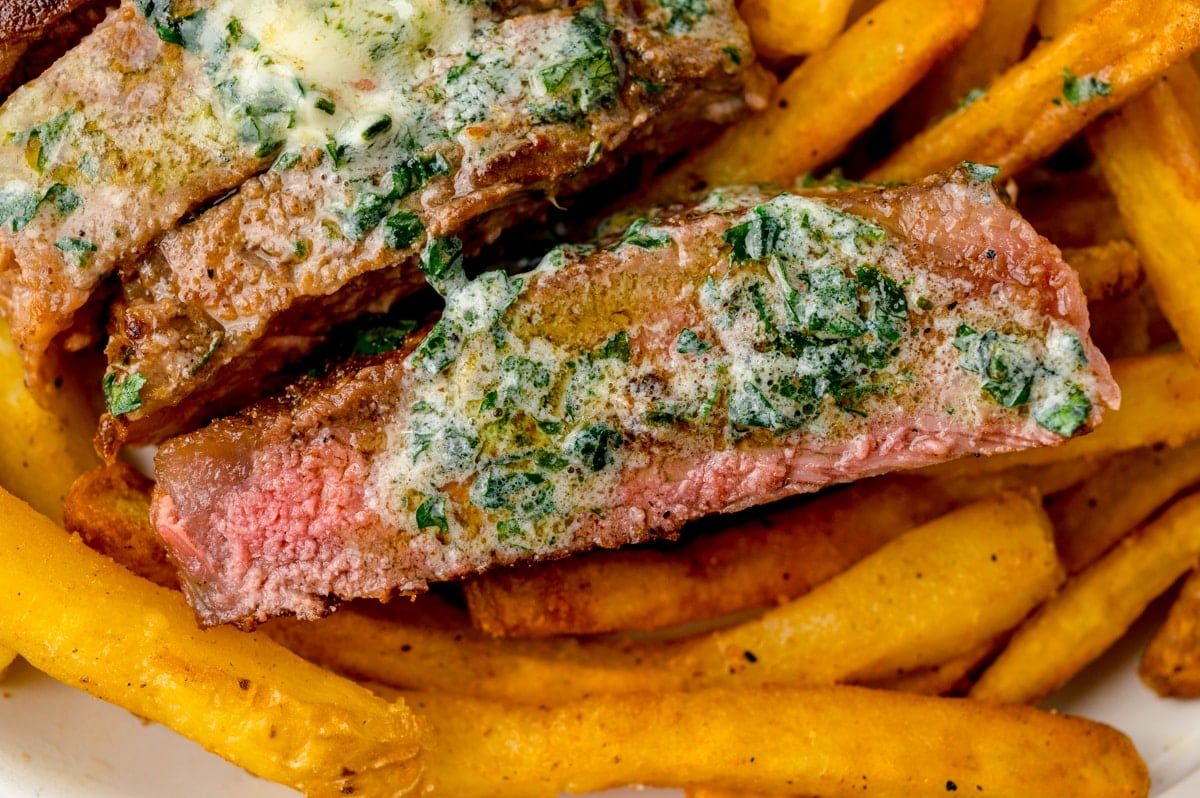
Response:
[152,167,1119,627]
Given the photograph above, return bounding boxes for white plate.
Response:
[0,595,1198,797]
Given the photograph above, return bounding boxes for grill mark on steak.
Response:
[151,167,1119,627]
[96,0,759,454]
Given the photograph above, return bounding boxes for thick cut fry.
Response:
[1016,160,1127,249]
[1087,62,1200,361]
[648,0,984,198]
[1050,440,1200,573]
[0,318,98,523]
[465,475,961,637]
[465,460,1096,639]
[64,463,179,589]
[270,493,1063,703]
[1063,240,1143,302]
[867,0,1200,182]
[1141,568,1200,697]
[0,488,422,798]
[1036,0,1103,35]
[972,492,1200,704]
[861,637,1003,697]
[738,0,854,59]
[401,686,1148,797]
[893,0,1040,141]
[923,352,1200,478]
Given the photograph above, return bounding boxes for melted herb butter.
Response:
[367,185,1099,563]
[137,0,626,244]
[370,195,915,561]
[954,324,1094,436]
[711,195,906,433]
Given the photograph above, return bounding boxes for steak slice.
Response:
[152,165,1119,627]
[95,0,761,454]
[0,1,285,391]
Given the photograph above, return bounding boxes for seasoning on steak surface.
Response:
[152,165,1119,627]
[0,0,761,450]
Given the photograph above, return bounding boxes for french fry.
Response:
[0,487,423,798]
[0,318,99,523]
[738,0,854,60]
[1088,282,1174,358]
[466,459,1097,639]
[1086,62,1200,361]
[269,493,1063,702]
[465,474,960,637]
[1049,439,1200,573]
[892,0,1040,141]
[402,686,1148,797]
[1016,160,1127,249]
[0,646,14,679]
[1140,568,1200,697]
[867,0,1200,182]
[922,351,1200,478]
[1035,0,1102,35]
[647,0,984,198]
[861,637,1003,697]
[63,463,180,590]
[971,492,1200,705]
[1062,240,1143,302]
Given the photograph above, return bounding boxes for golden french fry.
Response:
[648,0,984,198]
[1140,568,1200,697]
[923,351,1200,478]
[1062,240,1143,302]
[867,0,1200,182]
[465,474,959,637]
[63,463,179,589]
[402,686,1148,798]
[1086,62,1200,361]
[1036,0,1102,35]
[0,317,99,523]
[930,455,1106,506]
[893,0,1040,141]
[1050,440,1200,573]
[1087,282,1174,358]
[465,456,1098,639]
[972,492,1200,705]
[861,637,1003,697]
[0,487,423,798]
[0,646,14,680]
[738,0,854,59]
[1016,161,1127,249]
[271,493,1063,703]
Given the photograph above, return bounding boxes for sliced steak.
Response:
[94,0,760,453]
[0,1,285,390]
[152,166,1119,627]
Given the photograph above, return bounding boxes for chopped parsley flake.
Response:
[352,320,418,356]
[1035,385,1092,437]
[416,494,449,534]
[1060,68,1112,106]
[621,218,670,249]
[676,328,711,354]
[55,237,98,268]
[594,330,631,362]
[954,325,1035,408]
[963,161,1000,183]
[103,371,148,417]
